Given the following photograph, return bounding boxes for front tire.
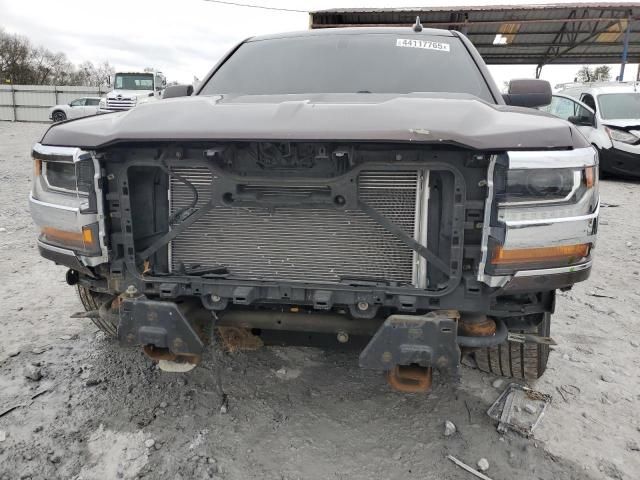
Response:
[474,313,550,380]
[52,111,67,122]
[77,286,117,337]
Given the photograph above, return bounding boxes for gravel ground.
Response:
[0,121,639,480]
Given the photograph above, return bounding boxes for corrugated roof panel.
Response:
[310,4,640,65]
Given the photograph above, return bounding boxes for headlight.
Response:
[495,165,596,208]
[30,144,104,258]
[483,148,599,275]
[36,157,94,196]
[605,126,638,144]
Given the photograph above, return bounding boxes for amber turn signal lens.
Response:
[34,159,42,176]
[583,166,596,188]
[491,244,590,265]
[41,226,95,249]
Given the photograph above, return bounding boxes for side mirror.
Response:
[568,114,595,127]
[163,85,194,99]
[503,79,552,108]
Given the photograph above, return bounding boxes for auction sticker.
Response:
[396,38,450,52]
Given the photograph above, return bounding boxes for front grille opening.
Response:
[169,168,421,285]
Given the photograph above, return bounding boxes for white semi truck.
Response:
[99,71,167,113]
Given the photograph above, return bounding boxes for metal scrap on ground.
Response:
[447,455,494,480]
[487,383,552,436]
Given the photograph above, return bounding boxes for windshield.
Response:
[199,33,494,101]
[597,93,640,120]
[114,73,154,91]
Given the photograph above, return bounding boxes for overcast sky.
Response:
[1,0,637,88]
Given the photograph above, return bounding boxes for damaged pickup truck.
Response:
[29,26,599,392]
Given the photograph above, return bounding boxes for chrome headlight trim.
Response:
[478,147,599,287]
[507,147,598,170]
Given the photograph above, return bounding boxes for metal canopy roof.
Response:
[309,4,640,69]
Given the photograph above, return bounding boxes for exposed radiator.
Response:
[169,168,425,285]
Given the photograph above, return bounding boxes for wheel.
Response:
[474,313,550,380]
[76,286,117,337]
[52,110,67,122]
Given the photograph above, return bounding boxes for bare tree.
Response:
[0,27,115,86]
[576,65,612,83]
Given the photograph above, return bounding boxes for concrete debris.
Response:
[0,431,6,442]
[24,365,42,381]
[444,420,457,437]
[524,404,537,415]
[492,379,503,389]
[600,374,614,383]
[477,458,490,472]
[626,440,640,452]
[144,438,156,449]
[0,227,6,233]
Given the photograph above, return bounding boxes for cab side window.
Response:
[545,96,590,121]
[86,99,100,106]
[70,98,86,107]
[581,94,596,112]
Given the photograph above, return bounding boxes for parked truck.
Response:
[29,25,598,393]
[98,70,166,113]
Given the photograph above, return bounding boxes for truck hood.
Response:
[601,119,640,129]
[40,93,588,150]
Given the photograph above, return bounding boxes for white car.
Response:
[49,97,102,123]
[551,83,640,178]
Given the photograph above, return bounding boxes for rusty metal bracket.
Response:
[359,310,460,380]
[386,365,433,393]
[118,295,205,358]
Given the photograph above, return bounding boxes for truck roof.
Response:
[248,27,455,43]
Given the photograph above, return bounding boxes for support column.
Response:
[619,17,632,82]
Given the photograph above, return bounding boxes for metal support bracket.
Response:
[359,310,460,380]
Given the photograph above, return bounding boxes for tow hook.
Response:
[386,365,433,393]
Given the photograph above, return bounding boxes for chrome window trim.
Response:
[507,147,597,170]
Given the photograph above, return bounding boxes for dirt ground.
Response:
[0,121,638,480]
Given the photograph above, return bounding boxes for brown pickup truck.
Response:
[29,26,598,392]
